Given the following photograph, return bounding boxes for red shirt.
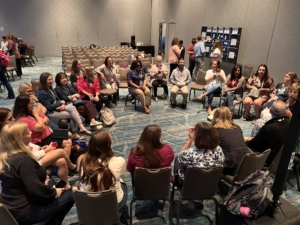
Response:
[18,113,52,144]
[126,144,174,180]
[77,76,100,99]
[188,44,195,59]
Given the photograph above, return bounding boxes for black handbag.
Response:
[73,99,84,107]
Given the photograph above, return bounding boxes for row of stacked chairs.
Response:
[61,45,153,76]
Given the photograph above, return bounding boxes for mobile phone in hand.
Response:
[55,180,66,188]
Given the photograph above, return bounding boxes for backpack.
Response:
[0,51,10,67]
[100,103,116,126]
[223,170,273,219]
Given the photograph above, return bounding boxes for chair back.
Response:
[8,55,16,68]
[0,203,18,225]
[242,64,253,80]
[268,146,283,173]
[75,55,87,60]
[196,70,206,85]
[80,59,90,67]
[133,167,171,200]
[181,166,223,200]
[233,149,271,183]
[31,79,40,96]
[93,59,104,69]
[118,68,129,88]
[73,190,119,225]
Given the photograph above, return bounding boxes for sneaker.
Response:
[233,100,239,105]
[154,97,158,102]
[91,125,103,131]
[90,121,102,127]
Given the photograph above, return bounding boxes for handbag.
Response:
[0,51,10,67]
[73,99,84,107]
[100,103,116,126]
[248,87,260,98]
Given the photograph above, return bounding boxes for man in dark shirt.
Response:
[245,100,290,166]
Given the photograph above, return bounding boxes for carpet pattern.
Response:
[0,57,299,224]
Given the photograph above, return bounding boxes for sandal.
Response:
[72,134,85,140]
[80,129,92,135]
[243,114,250,121]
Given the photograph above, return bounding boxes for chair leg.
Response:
[130,198,137,225]
[164,198,173,225]
[176,198,181,225]
[296,164,300,192]
[189,89,191,101]
[34,55,38,62]
[211,197,219,225]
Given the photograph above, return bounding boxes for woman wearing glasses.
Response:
[127,60,152,114]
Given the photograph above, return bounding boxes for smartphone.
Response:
[55,180,66,188]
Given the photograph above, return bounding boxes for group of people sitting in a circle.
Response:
[0,49,299,224]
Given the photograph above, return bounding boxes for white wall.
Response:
[151,0,300,84]
[0,0,152,57]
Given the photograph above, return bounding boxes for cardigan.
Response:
[55,84,77,103]
[0,152,56,218]
[38,89,62,114]
[77,76,100,99]
[223,75,245,102]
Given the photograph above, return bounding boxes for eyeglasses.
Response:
[25,90,33,93]
[137,65,141,66]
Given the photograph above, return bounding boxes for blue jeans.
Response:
[0,67,15,99]
[222,91,236,111]
[206,86,222,105]
[119,182,128,212]
[16,179,74,225]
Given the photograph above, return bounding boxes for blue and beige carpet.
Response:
[1,57,300,224]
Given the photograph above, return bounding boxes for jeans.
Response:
[0,67,15,99]
[206,86,222,105]
[152,80,168,97]
[193,57,204,78]
[222,91,236,111]
[188,58,195,77]
[16,179,74,225]
[119,182,128,212]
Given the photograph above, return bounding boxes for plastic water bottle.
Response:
[123,62,127,69]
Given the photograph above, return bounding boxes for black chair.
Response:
[221,149,271,185]
[171,166,223,225]
[73,189,120,225]
[130,167,173,225]
[0,203,18,225]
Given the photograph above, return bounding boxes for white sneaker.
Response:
[90,121,102,127]
[155,97,159,102]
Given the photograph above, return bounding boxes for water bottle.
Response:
[123,62,127,69]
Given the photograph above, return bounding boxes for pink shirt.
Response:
[18,114,52,144]
[168,45,181,64]
[126,144,175,180]
[77,76,100,99]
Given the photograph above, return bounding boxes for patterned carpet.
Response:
[1,57,300,225]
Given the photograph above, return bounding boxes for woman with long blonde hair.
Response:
[211,107,250,175]
[0,122,74,224]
